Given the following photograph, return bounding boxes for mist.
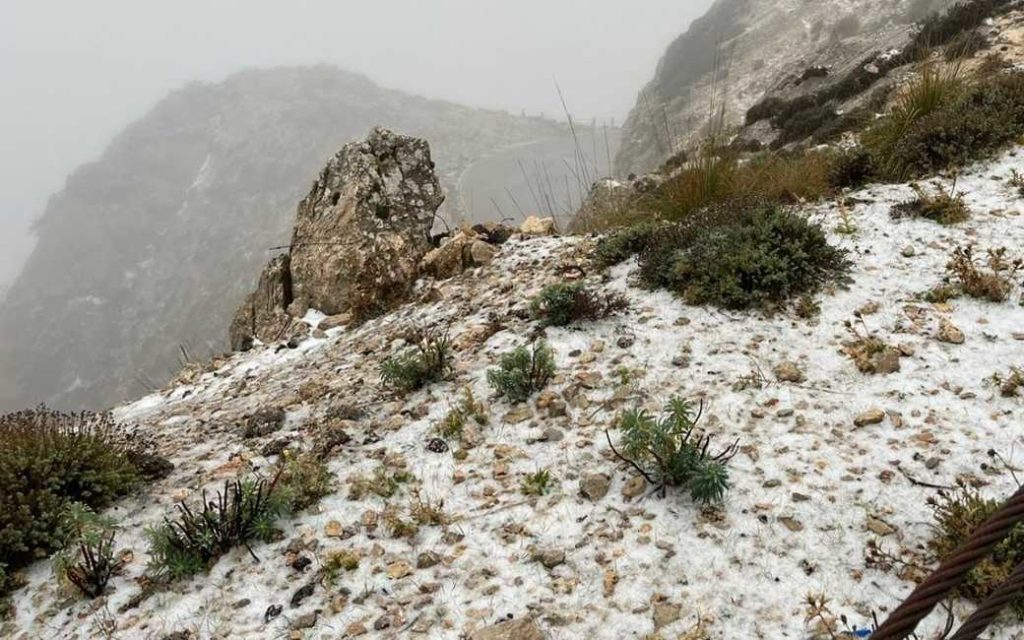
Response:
[0,0,713,289]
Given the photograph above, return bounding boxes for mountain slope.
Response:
[5,147,1024,640]
[615,0,954,174]
[0,66,566,412]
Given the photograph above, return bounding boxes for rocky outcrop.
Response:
[228,254,292,351]
[290,127,443,317]
[0,66,568,410]
[230,128,444,349]
[615,0,955,175]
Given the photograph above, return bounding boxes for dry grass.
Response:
[947,245,1021,302]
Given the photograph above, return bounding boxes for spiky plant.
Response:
[486,341,556,404]
[609,398,737,505]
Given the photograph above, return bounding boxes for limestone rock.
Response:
[229,254,293,351]
[773,361,805,384]
[471,618,544,640]
[579,473,611,501]
[854,408,886,427]
[421,229,499,279]
[937,319,966,344]
[290,127,443,317]
[519,216,557,236]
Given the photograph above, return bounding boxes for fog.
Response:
[0,0,713,289]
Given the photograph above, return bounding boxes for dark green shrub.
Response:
[487,341,556,404]
[829,149,877,189]
[278,451,334,512]
[891,182,970,224]
[609,398,737,505]
[53,504,118,599]
[146,474,288,580]
[867,71,1024,180]
[637,205,851,311]
[380,331,453,393]
[0,409,139,583]
[929,484,1024,615]
[529,282,628,327]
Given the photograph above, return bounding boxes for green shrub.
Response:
[891,182,970,224]
[593,222,668,269]
[348,465,414,500]
[0,409,139,585]
[435,388,488,441]
[146,474,288,580]
[829,149,877,190]
[487,342,556,404]
[610,398,736,505]
[529,282,628,327]
[278,451,334,512]
[53,503,118,599]
[929,484,1024,615]
[866,71,1024,180]
[636,205,851,311]
[380,332,453,393]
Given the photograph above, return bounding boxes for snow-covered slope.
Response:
[6,151,1024,639]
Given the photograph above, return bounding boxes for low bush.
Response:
[928,484,1024,615]
[635,204,851,311]
[348,465,414,500]
[435,388,488,441]
[829,149,876,190]
[320,550,359,587]
[53,504,119,599]
[278,451,334,512]
[593,222,667,269]
[380,331,453,393]
[529,282,628,327]
[947,245,1021,302]
[146,474,288,580]
[0,409,140,591]
[866,71,1024,180]
[841,320,903,375]
[890,182,970,225]
[487,341,556,404]
[608,398,737,505]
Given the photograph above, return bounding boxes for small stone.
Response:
[762,479,782,489]
[867,516,897,536]
[621,475,646,499]
[778,516,804,532]
[792,492,812,502]
[387,561,414,580]
[854,408,886,427]
[290,582,315,608]
[874,350,902,375]
[938,319,966,344]
[345,621,368,636]
[773,361,805,384]
[503,406,534,424]
[776,408,794,418]
[291,611,318,630]
[902,245,916,258]
[264,604,284,623]
[541,427,564,442]
[533,548,565,569]
[469,240,498,266]
[925,457,942,470]
[579,473,612,501]
[616,335,635,349]
[470,618,544,640]
[652,602,682,630]
[417,551,442,569]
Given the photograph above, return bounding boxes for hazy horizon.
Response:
[0,0,713,289]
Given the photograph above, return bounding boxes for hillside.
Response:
[4,139,1024,638]
[0,66,568,412]
[615,0,957,175]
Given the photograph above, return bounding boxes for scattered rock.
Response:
[533,548,566,569]
[386,560,414,579]
[471,618,544,640]
[519,216,557,236]
[938,319,966,344]
[854,408,886,427]
[416,551,442,569]
[291,611,318,630]
[773,361,805,383]
[290,582,315,608]
[579,473,611,501]
[621,476,646,499]
[652,602,682,630]
[866,516,897,536]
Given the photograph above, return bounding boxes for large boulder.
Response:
[228,254,293,351]
[229,128,444,349]
[289,127,444,317]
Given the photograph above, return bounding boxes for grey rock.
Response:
[471,618,544,640]
[579,472,611,501]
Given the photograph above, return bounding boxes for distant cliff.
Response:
[0,66,566,411]
[615,0,954,175]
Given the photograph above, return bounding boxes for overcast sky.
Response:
[0,0,712,287]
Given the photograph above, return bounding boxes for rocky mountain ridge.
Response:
[0,66,568,412]
[615,0,957,175]
[5,137,1023,639]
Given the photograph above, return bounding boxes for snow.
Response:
[7,149,1024,639]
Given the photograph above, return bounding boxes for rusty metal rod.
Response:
[947,561,1024,640]
[870,485,1024,640]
